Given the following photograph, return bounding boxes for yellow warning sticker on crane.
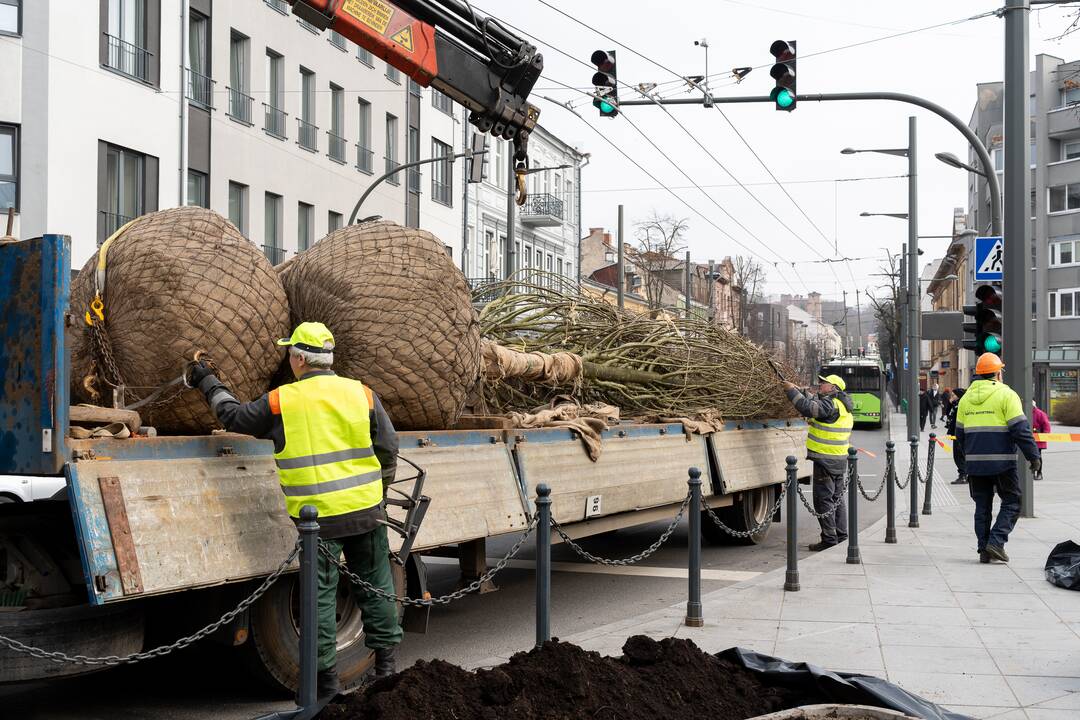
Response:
[390,26,414,52]
[342,0,394,34]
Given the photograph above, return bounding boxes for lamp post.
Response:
[934,152,1002,235]
[843,119,919,442]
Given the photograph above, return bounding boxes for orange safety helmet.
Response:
[975,352,1004,375]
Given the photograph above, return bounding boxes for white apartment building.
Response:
[1,0,465,268]
[462,124,586,284]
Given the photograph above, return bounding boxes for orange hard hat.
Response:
[975,352,1004,375]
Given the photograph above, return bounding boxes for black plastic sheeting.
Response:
[719,647,974,720]
[1045,540,1080,591]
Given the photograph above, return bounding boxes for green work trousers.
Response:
[317,525,403,672]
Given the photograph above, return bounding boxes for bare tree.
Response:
[866,249,903,401]
[732,255,767,333]
[629,212,688,311]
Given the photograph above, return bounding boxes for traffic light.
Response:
[769,40,796,111]
[590,50,619,118]
[965,284,1003,357]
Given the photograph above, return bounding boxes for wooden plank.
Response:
[70,405,141,433]
[97,476,144,595]
[711,426,809,494]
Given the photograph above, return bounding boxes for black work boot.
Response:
[374,647,397,678]
[315,668,340,705]
[985,544,1009,563]
[808,541,837,552]
[979,550,990,564]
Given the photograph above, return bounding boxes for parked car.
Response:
[0,475,67,503]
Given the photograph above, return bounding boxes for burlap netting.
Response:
[281,220,481,431]
[71,207,290,433]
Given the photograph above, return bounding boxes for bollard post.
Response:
[783,456,800,592]
[846,447,861,564]
[685,467,704,627]
[535,483,552,648]
[908,435,920,528]
[922,433,935,515]
[884,440,898,544]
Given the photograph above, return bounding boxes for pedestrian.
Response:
[940,388,953,420]
[190,322,402,703]
[954,353,1041,564]
[918,388,929,432]
[928,382,942,429]
[783,374,854,551]
[947,388,967,485]
[1032,402,1050,481]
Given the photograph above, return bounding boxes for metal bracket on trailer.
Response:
[381,453,430,567]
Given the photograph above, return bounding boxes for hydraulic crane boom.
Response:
[288,0,541,179]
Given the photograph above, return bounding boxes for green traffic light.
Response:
[776,88,795,108]
[599,100,615,113]
[984,335,1002,353]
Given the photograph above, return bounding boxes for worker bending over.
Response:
[191,322,401,703]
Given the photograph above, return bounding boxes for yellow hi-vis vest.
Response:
[806,397,854,461]
[273,374,383,520]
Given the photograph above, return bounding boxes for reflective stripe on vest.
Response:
[274,374,383,519]
[806,397,853,459]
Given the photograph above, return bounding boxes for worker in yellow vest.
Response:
[783,374,854,551]
[190,322,401,703]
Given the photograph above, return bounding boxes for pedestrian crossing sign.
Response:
[974,236,1004,281]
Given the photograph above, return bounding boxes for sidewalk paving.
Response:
[561,414,1080,720]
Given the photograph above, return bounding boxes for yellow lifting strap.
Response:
[85,219,136,326]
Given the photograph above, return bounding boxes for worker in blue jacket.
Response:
[954,353,1041,564]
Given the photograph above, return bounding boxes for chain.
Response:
[550,492,691,566]
[795,475,849,519]
[0,540,301,666]
[88,321,124,391]
[323,517,537,607]
[921,442,936,485]
[854,462,887,502]
[701,485,786,539]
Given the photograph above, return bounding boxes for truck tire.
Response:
[0,603,145,683]
[244,561,404,694]
[701,485,775,546]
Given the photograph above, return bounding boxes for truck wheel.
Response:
[701,485,774,546]
[244,561,405,694]
[0,603,144,683]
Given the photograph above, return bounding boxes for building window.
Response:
[264,192,283,263]
[565,179,574,223]
[356,98,372,173]
[431,88,453,115]
[264,50,286,138]
[1049,289,1080,319]
[329,29,347,51]
[523,244,531,269]
[264,0,288,13]
[557,258,564,276]
[328,83,346,163]
[1064,141,1080,162]
[186,170,208,208]
[0,0,21,37]
[186,10,211,108]
[1050,236,1080,267]
[407,127,420,193]
[298,202,313,252]
[535,248,542,269]
[103,144,146,240]
[1062,86,1080,108]
[494,139,505,188]
[298,67,317,151]
[431,138,453,206]
[385,113,399,183]
[228,32,252,124]
[385,62,400,84]
[0,124,17,211]
[228,181,248,236]
[356,45,373,66]
[485,230,497,276]
[1049,184,1080,213]
[105,0,150,81]
[328,210,343,232]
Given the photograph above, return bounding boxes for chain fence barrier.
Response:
[701,485,786,539]
[856,449,891,502]
[0,540,301,666]
[795,473,850,519]
[551,492,691,565]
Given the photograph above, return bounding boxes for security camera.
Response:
[694,38,708,47]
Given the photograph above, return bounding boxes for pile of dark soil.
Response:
[319,636,824,720]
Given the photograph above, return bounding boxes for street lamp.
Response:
[841,146,908,158]
[934,152,1002,236]
[860,211,909,220]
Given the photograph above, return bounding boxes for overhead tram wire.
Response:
[581,173,909,193]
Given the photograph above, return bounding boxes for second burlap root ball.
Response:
[281,220,481,431]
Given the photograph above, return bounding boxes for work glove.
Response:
[188,359,215,387]
[1029,458,1042,475]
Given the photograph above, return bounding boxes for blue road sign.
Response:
[974,236,1004,281]
[903,346,909,370]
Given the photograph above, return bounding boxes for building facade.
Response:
[1,0,465,268]
[964,56,1080,413]
[926,210,971,390]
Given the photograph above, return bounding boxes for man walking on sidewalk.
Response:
[783,374,854,551]
[1032,402,1050,481]
[954,353,1041,564]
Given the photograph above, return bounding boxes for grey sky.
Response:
[478,1,1078,302]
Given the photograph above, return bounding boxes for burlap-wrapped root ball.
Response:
[71,207,290,433]
[281,220,481,430]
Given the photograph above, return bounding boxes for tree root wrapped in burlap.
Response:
[70,207,290,434]
[280,220,481,431]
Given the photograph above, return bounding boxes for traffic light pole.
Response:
[907,117,921,450]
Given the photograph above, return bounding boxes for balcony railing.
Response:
[407,168,421,193]
[104,33,151,82]
[385,157,400,185]
[328,132,347,163]
[264,0,288,13]
[467,277,509,304]
[519,193,565,226]
[356,144,374,174]
[100,211,136,243]
[262,244,287,265]
[186,69,215,109]
[297,118,318,151]
[432,179,452,206]
[263,103,287,139]
[227,87,253,124]
[329,30,347,50]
